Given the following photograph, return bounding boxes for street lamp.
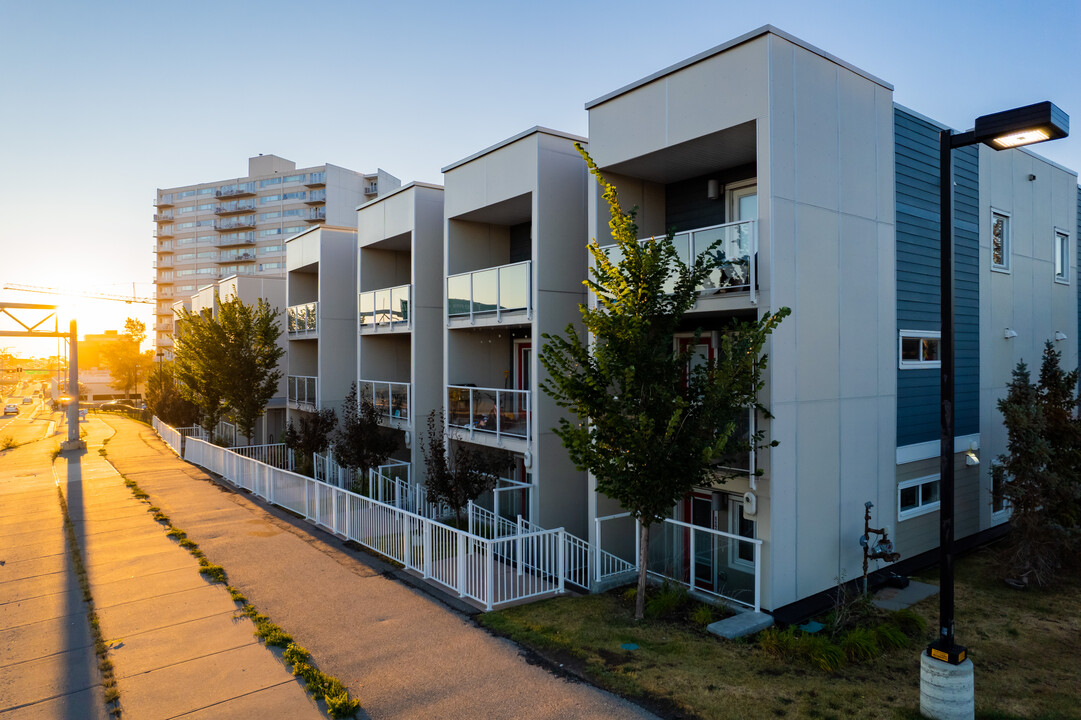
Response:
[926,101,1068,717]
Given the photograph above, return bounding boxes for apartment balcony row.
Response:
[599,219,758,302]
[216,251,256,264]
[304,172,326,187]
[215,217,256,232]
[304,189,327,205]
[447,260,531,327]
[155,195,174,208]
[359,284,411,333]
[306,207,326,223]
[287,301,318,336]
[216,183,256,198]
[155,226,175,239]
[359,380,410,429]
[287,375,318,411]
[155,321,172,332]
[154,212,174,223]
[216,232,256,247]
[214,200,257,215]
[447,385,530,446]
[156,257,173,267]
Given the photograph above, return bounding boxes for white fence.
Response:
[232,443,294,471]
[153,417,183,455]
[163,420,567,610]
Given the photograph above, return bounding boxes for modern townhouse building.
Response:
[154,154,399,354]
[441,128,590,536]
[579,26,1078,615]
[356,182,446,478]
[285,226,359,428]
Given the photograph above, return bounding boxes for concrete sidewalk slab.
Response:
[0,585,86,629]
[0,568,81,604]
[0,613,95,667]
[100,415,657,720]
[93,564,210,609]
[109,611,256,677]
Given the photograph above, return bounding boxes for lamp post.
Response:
[924,102,1068,719]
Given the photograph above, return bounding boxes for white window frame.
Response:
[991,210,1011,273]
[727,499,757,572]
[1054,228,1070,284]
[898,329,941,369]
[898,474,941,520]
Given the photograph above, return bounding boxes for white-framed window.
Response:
[728,499,757,572]
[1054,229,1070,283]
[898,475,941,520]
[898,329,941,369]
[991,211,1010,272]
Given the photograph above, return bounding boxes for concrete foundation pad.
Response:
[874,580,939,611]
[920,653,974,720]
[707,610,774,639]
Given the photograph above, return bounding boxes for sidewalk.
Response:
[2,415,323,719]
[0,417,107,720]
[101,416,656,719]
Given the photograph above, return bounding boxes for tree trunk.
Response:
[635,520,650,621]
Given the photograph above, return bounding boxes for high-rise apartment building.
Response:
[153,154,399,352]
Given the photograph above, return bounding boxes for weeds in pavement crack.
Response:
[107,448,361,718]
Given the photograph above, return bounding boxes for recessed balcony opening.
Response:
[447,327,532,447]
[358,334,411,429]
[359,235,412,333]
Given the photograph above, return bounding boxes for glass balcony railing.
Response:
[305,172,326,187]
[153,212,174,223]
[216,232,256,246]
[214,200,257,215]
[306,189,327,204]
[287,375,318,409]
[447,260,531,322]
[217,251,256,263]
[215,216,256,231]
[216,182,256,198]
[447,385,530,441]
[599,219,757,301]
[307,207,326,222]
[155,226,175,238]
[359,284,411,331]
[359,380,411,423]
[287,302,318,334]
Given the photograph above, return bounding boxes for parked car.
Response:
[100,400,142,413]
[3,404,17,415]
[22,397,32,404]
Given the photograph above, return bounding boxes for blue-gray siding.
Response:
[895,107,980,446]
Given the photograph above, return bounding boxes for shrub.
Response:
[797,634,845,673]
[645,581,688,619]
[758,626,799,659]
[890,608,928,638]
[691,603,715,626]
[874,623,910,650]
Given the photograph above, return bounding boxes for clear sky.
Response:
[1,0,1078,358]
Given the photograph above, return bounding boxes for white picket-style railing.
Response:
[159,419,566,610]
[232,443,294,470]
[153,417,183,455]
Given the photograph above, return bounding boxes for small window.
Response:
[898,475,941,520]
[1054,230,1069,283]
[992,212,1010,271]
[899,330,941,369]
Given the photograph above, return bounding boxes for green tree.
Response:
[146,360,200,428]
[218,296,285,443]
[173,295,284,443]
[539,145,789,619]
[330,382,399,490]
[283,408,337,478]
[993,341,1081,586]
[420,409,510,527]
[102,318,154,400]
[173,306,228,437]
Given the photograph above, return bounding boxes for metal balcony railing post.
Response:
[750,220,757,305]
[485,540,495,611]
[557,529,566,594]
[689,528,696,591]
[457,533,467,598]
[468,388,475,439]
[495,390,502,440]
[496,268,501,323]
[754,541,762,614]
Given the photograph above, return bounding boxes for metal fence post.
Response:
[754,542,762,614]
[468,500,474,537]
[516,516,524,577]
[331,488,338,536]
[557,529,566,594]
[457,533,467,598]
[689,528,696,591]
[423,522,432,579]
[404,517,412,570]
[595,517,602,584]
[485,540,495,611]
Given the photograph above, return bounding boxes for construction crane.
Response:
[2,283,155,304]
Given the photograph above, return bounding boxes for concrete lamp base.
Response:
[60,439,86,453]
[920,652,974,720]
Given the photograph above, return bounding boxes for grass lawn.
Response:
[478,544,1080,720]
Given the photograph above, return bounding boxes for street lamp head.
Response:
[974,101,1069,150]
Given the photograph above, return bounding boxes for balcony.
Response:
[155,322,172,332]
[306,207,326,223]
[215,217,256,232]
[214,200,257,215]
[153,212,174,223]
[216,232,256,247]
[217,251,256,263]
[155,195,174,208]
[363,184,378,196]
[305,189,326,204]
[359,380,411,428]
[359,284,411,333]
[447,385,531,443]
[155,226,175,239]
[447,261,531,325]
[287,301,318,336]
[215,183,256,198]
[287,375,319,411]
[157,257,173,267]
[598,219,757,302]
[305,172,326,187]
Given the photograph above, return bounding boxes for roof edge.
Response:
[585,25,893,110]
[441,126,589,174]
[356,180,444,211]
